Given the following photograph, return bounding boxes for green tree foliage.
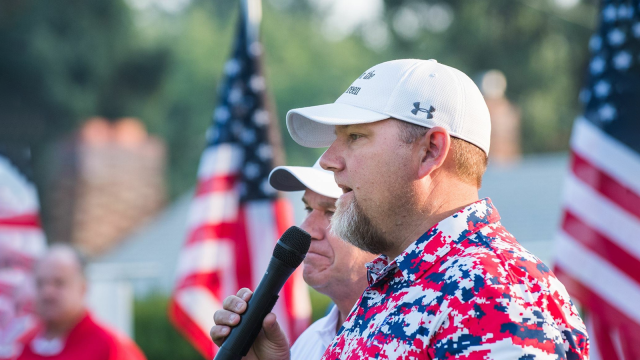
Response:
[0,0,169,141]
[381,0,596,152]
[134,295,202,360]
[133,293,332,360]
[1,0,598,200]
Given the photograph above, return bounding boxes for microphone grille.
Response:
[273,226,311,268]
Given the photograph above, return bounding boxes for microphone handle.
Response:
[215,257,295,360]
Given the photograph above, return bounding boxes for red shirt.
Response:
[18,312,146,360]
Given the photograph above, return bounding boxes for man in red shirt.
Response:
[18,245,146,360]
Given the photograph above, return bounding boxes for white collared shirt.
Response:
[290,305,339,360]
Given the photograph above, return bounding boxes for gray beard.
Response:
[330,194,393,255]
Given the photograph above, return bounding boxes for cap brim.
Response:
[269,165,343,199]
[286,103,389,148]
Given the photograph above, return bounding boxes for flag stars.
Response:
[248,42,263,57]
[244,162,261,179]
[214,106,231,123]
[633,22,640,38]
[589,35,602,52]
[225,59,241,76]
[617,4,634,19]
[608,28,626,46]
[613,51,632,70]
[260,179,276,196]
[257,144,273,161]
[598,103,617,122]
[603,4,617,22]
[252,109,270,126]
[240,129,256,145]
[594,80,611,98]
[228,86,244,104]
[590,56,606,75]
[249,75,266,93]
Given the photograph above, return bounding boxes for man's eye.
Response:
[304,207,313,214]
[349,133,363,141]
[325,210,335,218]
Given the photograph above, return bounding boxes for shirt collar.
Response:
[366,198,500,285]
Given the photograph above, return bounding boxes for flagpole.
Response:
[242,0,262,51]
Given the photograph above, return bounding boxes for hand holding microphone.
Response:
[211,226,311,360]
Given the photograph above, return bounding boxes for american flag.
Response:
[553,1,640,359]
[0,146,47,359]
[168,1,311,358]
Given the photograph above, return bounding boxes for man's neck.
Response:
[43,310,86,339]
[326,277,369,332]
[383,186,479,260]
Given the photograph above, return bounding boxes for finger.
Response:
[236,288,253,302]
[210,325,230,347]
[213,309,241,326]
[261,313,289,347]
[222,295,247,314]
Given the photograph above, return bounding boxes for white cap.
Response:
[286,59,491,155]
[268,156,343,199]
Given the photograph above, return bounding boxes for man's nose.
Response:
[300,212,324,241]
[320,142,343,173]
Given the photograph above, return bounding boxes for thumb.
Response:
[261,313,288,347]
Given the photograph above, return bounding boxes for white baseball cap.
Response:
[268,156,343,199]
[286,59,491,155]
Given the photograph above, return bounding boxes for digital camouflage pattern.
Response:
[321,198,589,359]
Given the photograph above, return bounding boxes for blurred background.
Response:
[0,0,601,358]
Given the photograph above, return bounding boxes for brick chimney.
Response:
[46,118,166,257]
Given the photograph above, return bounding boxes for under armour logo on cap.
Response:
[411,102,436,119]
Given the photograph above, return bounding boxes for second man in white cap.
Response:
[210,157,376,360]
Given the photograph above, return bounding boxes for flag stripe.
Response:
[562,174,640,259]
[590,315,622,360]
[195,175,239,196]
[585,317,603,360]
[554,266,640,333]
[561,211,640,285]
[0,214,41,227]
[175,240,235,281]
[571,117,640,195]
[571,150,640,220]
[187,222,240,245]
[186,192,239,230]
[233,207,254,292]
[197,144,244,180]
[168,298,216,359]
[555,231,640,323]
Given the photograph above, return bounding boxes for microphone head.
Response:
[273,226,311,268]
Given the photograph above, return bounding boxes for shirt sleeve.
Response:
[107,330,148,360]
[427,287,568,359]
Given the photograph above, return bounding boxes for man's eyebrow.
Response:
[319,201,337,209]
[334,125,354,135]
[301,197,309,206]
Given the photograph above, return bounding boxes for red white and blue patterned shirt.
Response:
[321,198,589,359]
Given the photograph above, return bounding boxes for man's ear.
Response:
[417,126,451,179]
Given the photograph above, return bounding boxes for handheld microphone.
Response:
[214,226,311,360]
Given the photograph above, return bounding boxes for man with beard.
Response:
[283,59,587,359]
[18,245,146,360]
[210,157,377,360]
